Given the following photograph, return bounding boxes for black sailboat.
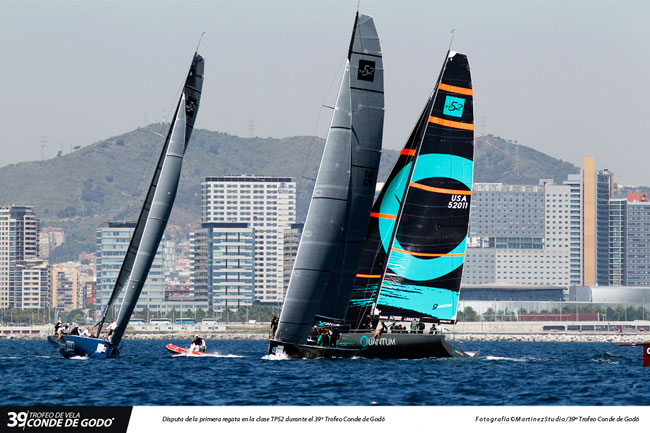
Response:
[271,44,477,359]
[53,51,204,358]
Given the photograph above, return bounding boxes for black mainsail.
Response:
[274,13,384,345]
[316,13,385,322]
[347,51,474,326]
[96,53,204,348]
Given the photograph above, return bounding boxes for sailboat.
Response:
[269,12,385,357]
[53,51,204,358]
[270,18,477,359]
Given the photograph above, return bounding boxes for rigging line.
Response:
[448,29,455,52]
[299,51,349,189]
[195,31,206,53]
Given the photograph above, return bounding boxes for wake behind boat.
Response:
[270,13,477,360]
[51,50,204,359]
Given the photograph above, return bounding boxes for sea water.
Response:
[0,339,648,406]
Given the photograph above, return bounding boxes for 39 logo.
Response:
[7,411,27,428]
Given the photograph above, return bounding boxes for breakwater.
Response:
[3,321,649,343]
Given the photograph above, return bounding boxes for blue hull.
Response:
[56,335,119,358]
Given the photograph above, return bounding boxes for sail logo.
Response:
[443,96,465,118]
[357,60,376,82]
[186,97,198,115]
[360,335,396,346]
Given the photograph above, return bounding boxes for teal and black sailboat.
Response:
[271,44,477,358]
[53,51,204,358]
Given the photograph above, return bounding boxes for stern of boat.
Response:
[57,335,118,358]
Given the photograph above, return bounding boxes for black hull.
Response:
[269,332,477,359]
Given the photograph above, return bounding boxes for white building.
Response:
[201,176,296,304]
[0,205,49,309]
[464,180,572,286]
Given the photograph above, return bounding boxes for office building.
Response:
[0,205,46,309]
[191,222,255,313]
[595,169,614,285]
[95,222,166,313]
[201,176,296,304]
[464,180,572,286]
[51,266,81,312]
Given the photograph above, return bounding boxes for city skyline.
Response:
[1,1,649,185]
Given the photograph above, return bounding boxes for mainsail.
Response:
[316,13,385,321]
[96,53,204,346]
[347,51,473,326]
[275,13,384,344]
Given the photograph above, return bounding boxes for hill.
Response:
[0,126,580,261]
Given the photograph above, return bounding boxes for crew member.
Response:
[106,320,117,342]
[373,321,387,339]
[190,335,206,353]
[270,313,279,338]
[53,320,62,335]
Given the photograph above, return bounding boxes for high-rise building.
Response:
[583,157,596,286]
[95,222,166,314]
[51,266,80,312]
[608,198,626,286]
[0,205,46,309]
[17,260,49,309]
[612,195,650,286]
[201,176,296,304]
[595,169,614,285]
[464,180,572,286]
[191,222,255,313]
[563,173,584,286]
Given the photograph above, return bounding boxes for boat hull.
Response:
[166,343,209,356]
[47,335,60,348]
[56,335,118,358]
[269,332,477,359]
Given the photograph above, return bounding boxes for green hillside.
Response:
[0,126,580,261]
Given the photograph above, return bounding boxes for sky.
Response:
[1,0,649,185]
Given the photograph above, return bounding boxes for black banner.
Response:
[1,407,132,433]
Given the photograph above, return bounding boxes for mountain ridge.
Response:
[0,125,582,261]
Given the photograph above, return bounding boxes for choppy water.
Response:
[1,339,648,406]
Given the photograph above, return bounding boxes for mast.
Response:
[348,51,474,326]
[97,53,204,344]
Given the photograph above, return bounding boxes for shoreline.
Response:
[4,332,648,344]
[3,321,649,343]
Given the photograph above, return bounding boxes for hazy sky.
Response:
[1,0,649,185]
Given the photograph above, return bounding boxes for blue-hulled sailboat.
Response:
[53,51,204,358]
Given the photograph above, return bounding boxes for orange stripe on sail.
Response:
[356,274,381,279]
[391,247,465,258]
[370,212,396,220]
[409,182,472,195]
[428,116,474,131]
[400,148,416,156]
[438,82,474,96]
